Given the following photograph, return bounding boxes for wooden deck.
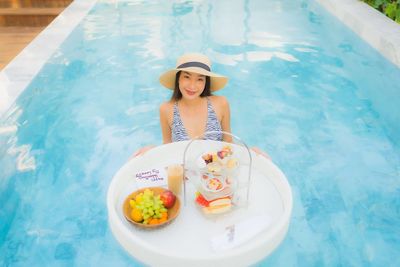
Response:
[0,0,72,70]
[0,26,44,68]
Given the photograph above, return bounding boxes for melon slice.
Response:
[202,203,232,214]
[209,197,231,207]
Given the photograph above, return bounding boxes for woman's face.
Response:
[178,71,206,100]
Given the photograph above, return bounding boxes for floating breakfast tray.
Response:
[107,141,292,267]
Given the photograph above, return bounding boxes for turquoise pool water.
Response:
[1,0,400,266]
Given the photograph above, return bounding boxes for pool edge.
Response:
[315,0,400,68]
[0,0,98,116]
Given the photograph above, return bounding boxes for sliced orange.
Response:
[149,218,159,225]
[160,211,168,220]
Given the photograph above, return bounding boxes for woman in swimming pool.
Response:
[159,53,231,143]
[134,53,268,158]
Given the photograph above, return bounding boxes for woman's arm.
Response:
[130,145,155,159]
[251,146,271,160]
[219,96,233,143]
[159,102,172,144]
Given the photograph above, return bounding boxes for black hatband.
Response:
[177,61,210,71]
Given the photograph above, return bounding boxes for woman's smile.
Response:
[184,89,197,96]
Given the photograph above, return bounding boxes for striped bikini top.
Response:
[172,98,223,142]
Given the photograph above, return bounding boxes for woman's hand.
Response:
[130,145,155,159]
[251,146,271,160]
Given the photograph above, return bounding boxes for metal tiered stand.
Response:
[182,131,252,214]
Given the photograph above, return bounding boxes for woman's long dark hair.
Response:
[171,71,211,101]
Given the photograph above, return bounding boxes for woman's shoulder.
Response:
[159,101,174,124]
[208,95,229,107]
[159,100,174,112]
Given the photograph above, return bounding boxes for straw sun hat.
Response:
[159,53,228,92]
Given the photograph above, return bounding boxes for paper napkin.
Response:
[210,215,272,252]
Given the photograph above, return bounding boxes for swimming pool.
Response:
[1,0,400,266]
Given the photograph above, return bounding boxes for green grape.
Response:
[143,214,150,220]
[149,210,154,216]
[160,208,167,212]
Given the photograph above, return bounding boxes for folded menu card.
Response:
[134,167,167,188]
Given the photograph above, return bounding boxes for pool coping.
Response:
[315,0,400,68]
[0,0,98,116]
[0,0,399,117]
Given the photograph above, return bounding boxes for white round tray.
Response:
[107,141,292,266]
